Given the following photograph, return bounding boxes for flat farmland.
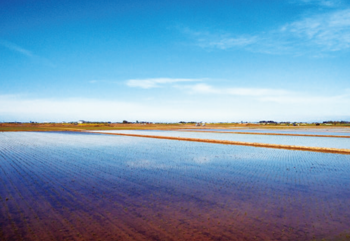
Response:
[92,130,350,149]
[183,128,350,136]
[1,131,350,240]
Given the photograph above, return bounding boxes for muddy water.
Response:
[0,132,350,241]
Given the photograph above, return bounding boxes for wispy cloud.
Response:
[292,0,341,7]
[183,83,220,94]
[185,6,350,55]
[0,39,34,57]
[183,28,257,50]
[126,78,202,89]
[197,34,257,50]
[280,8,350,51]
[0,39,55,67]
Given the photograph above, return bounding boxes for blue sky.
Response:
[1,0,350,122]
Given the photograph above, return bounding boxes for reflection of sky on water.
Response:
[93,130,350,149]
[184,128,350,136]
[0,131,350,240]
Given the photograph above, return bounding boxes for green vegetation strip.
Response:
[181,130,350,138]
[92,132,350,155]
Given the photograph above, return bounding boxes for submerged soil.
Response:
[1,132,350,241]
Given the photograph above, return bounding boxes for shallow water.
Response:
[185,128,350,136]
[94,130,350,149]
[0,131,350,240]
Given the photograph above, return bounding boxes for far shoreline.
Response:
[1,122,350,132]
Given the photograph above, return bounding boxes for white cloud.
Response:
[226,88,289,97]
[0,93,349,122]
[0,94,249,122]
[181,83,290,97]
[182,83,220,94]
[0,96,129,117]
[126,78,202,89]
[259,91,350,105]
[281,8,350,51]
[177,83,350,110]
[185,7,350,55]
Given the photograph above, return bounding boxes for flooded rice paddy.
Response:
[93,130,350,149]
[1,131,350,240]
[184,128,350,136]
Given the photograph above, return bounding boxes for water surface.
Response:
[0,131,350,240]
[184,128,350,136]
[94,130,350,149]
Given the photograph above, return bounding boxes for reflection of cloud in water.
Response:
[127,159,171,169]
[193,156,212,164]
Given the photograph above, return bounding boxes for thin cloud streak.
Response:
[0,39,34,57]
[126,78,202,89]
[0,39,56,67]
